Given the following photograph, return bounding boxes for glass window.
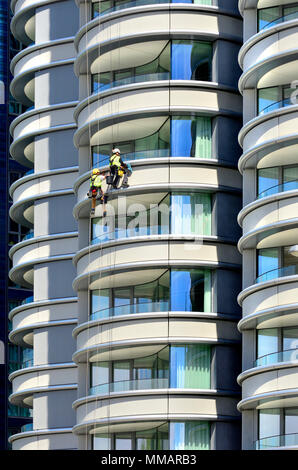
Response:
[136,424,169,450]
[113,288,131,316]
[171,116,212,158]
[170,269,211,312]
[257,329,278,359]
[91,362,109,393]
[258,7,280,31]
[283,166,298,190]
[283,328,298,351]
[113,361,130,382]
[170,421,210,450]
[91,289,110,319]
[283,245,298,268]
[115,434,133,450]
[171,41,212,81]
[258,87,279,114]
[258,168,279,197]
[171,193,211,235]
[93,435,111,450]
[259,409,280,439]
[257,248,279,277]
[170,344,211,389]
[285,408,298,435]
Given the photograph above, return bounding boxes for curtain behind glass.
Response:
[170,344,211,388]
[194,117,212,158]
[171,193,211,235]
[170,421,210,450]
[171,117,211,157]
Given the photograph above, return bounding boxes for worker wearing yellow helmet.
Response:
[88,168,107,216]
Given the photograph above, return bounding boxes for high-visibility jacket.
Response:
[90,174,104,188]
[109,153,122,168]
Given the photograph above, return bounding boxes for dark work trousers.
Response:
[110,165,120,188]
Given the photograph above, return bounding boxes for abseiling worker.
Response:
[109,148,131,189]
[88,168,107,216]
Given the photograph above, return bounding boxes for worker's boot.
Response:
[90,208,95,216]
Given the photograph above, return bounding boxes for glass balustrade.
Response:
[90,299,170,321]
[258,179,298,199]
[256,433,298,449]
[21,423,33,433]
[21,296,34,305]
[92,0,213,18]
[93,72,170,93]
[256,264,298,283]
[90,377,169,395]
[261,11,298,31]
[259,97,292,115]
[255,348,298,367]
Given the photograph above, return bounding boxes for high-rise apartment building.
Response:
[0,0,33,449]
[238,0,298,450]
[8,0,244,450]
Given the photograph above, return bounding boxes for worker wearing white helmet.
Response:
[109,147,130,189]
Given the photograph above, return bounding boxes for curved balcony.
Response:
[257,264,298,284]
[239,24,298,91]
[75,6,242,74]
[10,38,76,106]
[74,162,242,219]
[73,317,240,365]
[10,103,77,167]
[73,393,240,437]
[255,433,298,450]
[9,362,77,408]
[9,167,77,227]
[9,427,77,450]
[255,347,298,367]
[9,232,78,288]
[238,365,298,411]
[9,297,78,348]
[74,84,241,148]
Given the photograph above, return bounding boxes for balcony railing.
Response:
[90,300,170,321]
[90,377,169,395]
[259,97,292,116]
[255,433,298,449]
[255,348,298,367]
[261,11,298,31]
[93,148,170,167]
[258,179,298,199]
[21,296,34,305]
[93,72,170,93]
[256,264,298,284]
[22,230,34,241]
[92,0,209,18]
[92,223,170,245]
[21,359,34,369]
[21,423,33,433]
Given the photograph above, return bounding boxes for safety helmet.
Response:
[92,168,100,175]
[112,148,121,154]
